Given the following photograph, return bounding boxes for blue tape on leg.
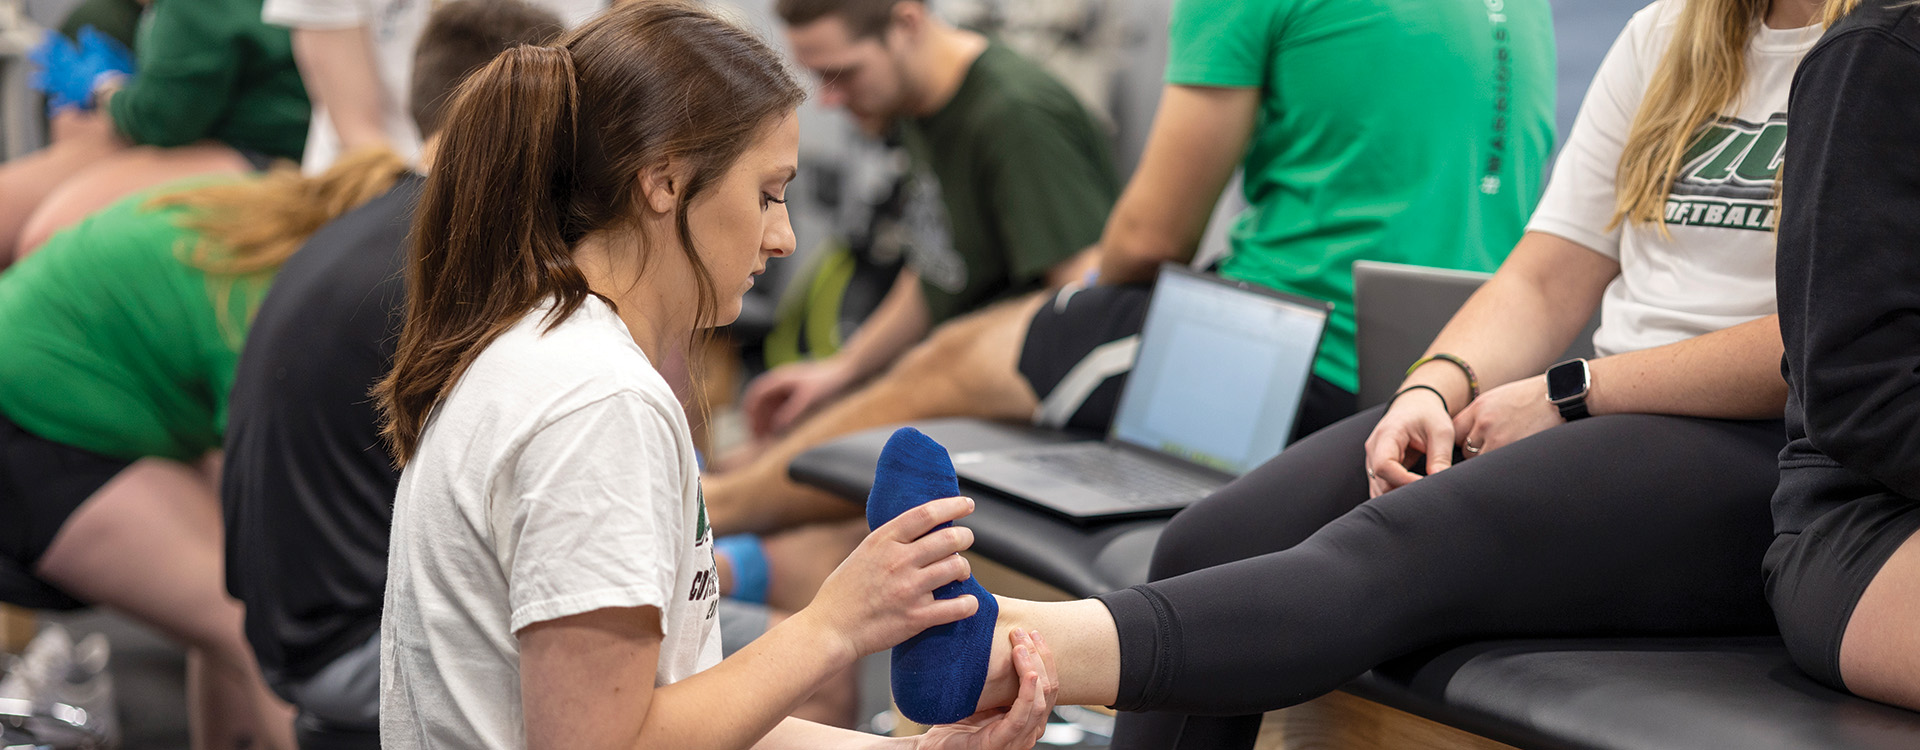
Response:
[714,534,768,605]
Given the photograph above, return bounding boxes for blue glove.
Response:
[29,26,135,116]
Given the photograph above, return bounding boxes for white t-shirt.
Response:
[263,0,606,172]
[379,297,721,750]
[1527,0,1821,357]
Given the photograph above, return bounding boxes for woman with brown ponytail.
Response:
[370,2,1057,748]
[0,146,414,749]
[796,1,1851,748]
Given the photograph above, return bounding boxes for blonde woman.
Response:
[0,149,410,750]
[1771,0,1920,714]
[863,1,1845,747]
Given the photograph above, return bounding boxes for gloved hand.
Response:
[29,26,135,116]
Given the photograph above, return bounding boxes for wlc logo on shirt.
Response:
[1665,114,1785,233]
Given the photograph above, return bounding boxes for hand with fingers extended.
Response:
[798,494,981,661]
[1452,374,1562,461]
[1363,386,1457,497]
[915,629,1060,750]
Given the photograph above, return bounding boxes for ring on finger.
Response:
[1463,439,1483,455]
[1365,467,1378,480]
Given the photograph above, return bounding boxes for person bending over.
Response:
[843,1,1828,749]
[1768,0,1920,715]
[738,0,1120,443]
[0,147,416,748]
[220,1,562,745]
[0,0,310,262]
[372,3,1055,747]
[704,0,1556,537]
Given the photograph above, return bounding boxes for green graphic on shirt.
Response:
[1666,114,1786,232]
[695,484,710,545]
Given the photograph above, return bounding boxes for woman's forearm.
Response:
[752,718,909,750]
[1586,314,1786,419]
[1401,231,1620,413]
[627,609,861,750]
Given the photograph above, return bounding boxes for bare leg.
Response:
[33,459,297,750]
[1838,527,1920,709]
[16,143,254,259]
[763,519,869,612]
[974,597,1121,711]
[0,139,123,263]
[706,293,1049,536]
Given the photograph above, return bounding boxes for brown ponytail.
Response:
[376,0,804,463]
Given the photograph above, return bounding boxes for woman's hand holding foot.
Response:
[916,629,1059,750]
[795,493,981,665]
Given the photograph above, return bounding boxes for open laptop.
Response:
[951,265,1331,521]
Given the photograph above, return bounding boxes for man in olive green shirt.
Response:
[737,0,1118,443]
[708,0,1555,536]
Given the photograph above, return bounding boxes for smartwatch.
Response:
[1546,358,1592,421]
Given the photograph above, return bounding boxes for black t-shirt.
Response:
[1775,1,1920,532]
[223,174,422,686]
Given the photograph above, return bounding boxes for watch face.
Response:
[1548,360,1588,402]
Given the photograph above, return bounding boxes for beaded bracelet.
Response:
[1388,384,1449,415]
[1406,353,1480,402]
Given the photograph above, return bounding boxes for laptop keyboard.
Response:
[1012,447,1218,507]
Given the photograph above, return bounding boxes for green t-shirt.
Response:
[1168,0,1556,393]
[899,41,1120,324]
[0,189,271,462]
[109,0,309,160]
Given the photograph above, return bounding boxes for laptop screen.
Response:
[1108,267,1329,477]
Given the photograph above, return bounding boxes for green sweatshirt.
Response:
[108,0,309,160]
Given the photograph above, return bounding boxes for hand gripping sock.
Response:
[866,427,999,725]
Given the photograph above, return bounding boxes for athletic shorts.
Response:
[1765,491,1920,690]
[1017,283,1357,440]
[0,413,129,609]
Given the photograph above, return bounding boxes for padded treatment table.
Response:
[790,418,1920,750]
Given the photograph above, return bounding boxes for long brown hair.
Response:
[376,0,804,463]
[157,147,411,345]
[1613,0,1858,228]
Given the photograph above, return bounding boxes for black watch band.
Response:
[1546,358,1592,422]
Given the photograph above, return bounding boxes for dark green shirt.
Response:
[109,0,309,160]
[0,185,272,462]
[1168,0,1557,393]
[898,41,1119,323]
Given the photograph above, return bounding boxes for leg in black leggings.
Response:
[1103,406,1785,750]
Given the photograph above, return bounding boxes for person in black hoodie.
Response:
[1769,0,1920,714]
[220,1,562,743]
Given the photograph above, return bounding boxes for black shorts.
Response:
[1016,283,1356,440]
[1765,492,1920,690]
[0,413,129,609]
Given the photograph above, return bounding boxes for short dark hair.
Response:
[410,0,566,137]
[773,0,907,39]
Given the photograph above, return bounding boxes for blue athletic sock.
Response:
[713,534,769,604]
[866,427,999,726]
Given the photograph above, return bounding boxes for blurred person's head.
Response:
[411,0,568,141]
[776,0,948,135]
[379,0,805,461]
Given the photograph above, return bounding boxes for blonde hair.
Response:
[1612,0,1860,229]
[149,148,412,344]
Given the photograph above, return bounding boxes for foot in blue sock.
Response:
[868,427,1001,726]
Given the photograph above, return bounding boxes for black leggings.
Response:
[1095,406,1786,750]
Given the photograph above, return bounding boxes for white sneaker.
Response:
[55,632,119,747]
[0,623,74,712]
[0,625,119,748]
